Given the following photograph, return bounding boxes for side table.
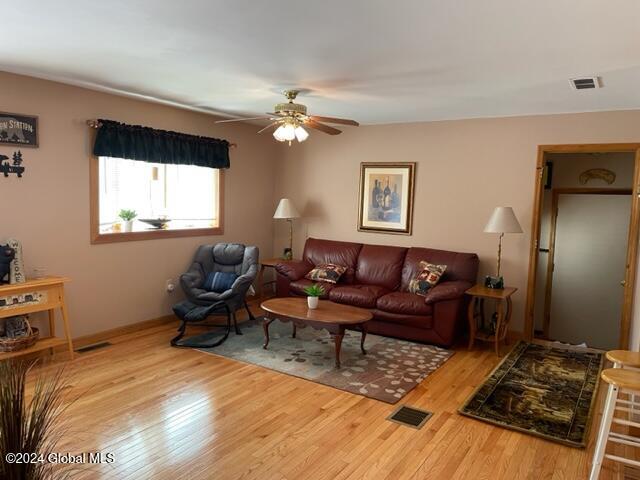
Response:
[0,276,74,361]
[465,284,517,356]
[257,258,298,298]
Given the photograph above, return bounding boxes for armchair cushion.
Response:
[423,280,471,305]
[275,260,313,281]
[203,272,238,292]
[196,289,236,302]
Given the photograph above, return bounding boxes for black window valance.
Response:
[92,119,230,169]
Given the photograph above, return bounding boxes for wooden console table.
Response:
[466,284,517,356]
[0,276,74,361]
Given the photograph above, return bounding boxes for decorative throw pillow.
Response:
[408,261,447,297]
[203,271,238,293]
[305,263,347,284]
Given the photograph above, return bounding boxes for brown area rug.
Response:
[189,317,453,403]
[459,341,603,447]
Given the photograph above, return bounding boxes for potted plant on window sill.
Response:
[118,209,137,233]
[303,283,325,310]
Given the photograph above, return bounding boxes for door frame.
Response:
[542,187,633,340]
[524,144,640,348]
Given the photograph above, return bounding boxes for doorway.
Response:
[525,145,640,349]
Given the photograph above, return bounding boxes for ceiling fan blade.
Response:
[309,115,359,126]
[305,120,342,135]
[266,112,285,117]
[214,116,274,124]
[257,121,281,134]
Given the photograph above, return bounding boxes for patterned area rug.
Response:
[187,318,453,403]
[459,341,603,447]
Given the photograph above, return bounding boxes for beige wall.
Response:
[275,112,640,333]
[0,71,279,338]
[5,68,640,341]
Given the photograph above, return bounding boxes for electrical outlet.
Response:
[165,279,176,293]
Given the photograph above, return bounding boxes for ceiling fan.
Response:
[214,90,359,145]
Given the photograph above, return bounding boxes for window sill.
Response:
[91,226,224,244]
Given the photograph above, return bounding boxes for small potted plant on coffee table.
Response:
[118,209,137,232]
[303,283,325,310]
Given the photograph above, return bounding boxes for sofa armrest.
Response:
[275,260,313,281]
[424,280,472,305]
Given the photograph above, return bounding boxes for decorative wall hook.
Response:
[0,150,26,178]
[579,168,616,185]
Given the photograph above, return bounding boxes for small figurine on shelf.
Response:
[0,245,15,284]
[6,238,25,284]
[484,275,504,289]
[4,315,29,338]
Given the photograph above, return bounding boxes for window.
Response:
[91,156,223,242]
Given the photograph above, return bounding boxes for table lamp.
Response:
[483,206,523,289]
[273,198,300,260]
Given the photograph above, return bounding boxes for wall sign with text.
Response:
[0,112,38,147]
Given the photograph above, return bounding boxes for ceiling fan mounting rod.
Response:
[284,89,300,101]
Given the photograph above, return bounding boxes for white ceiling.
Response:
[2,0,640,124]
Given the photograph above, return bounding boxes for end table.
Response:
[465,284,517,356]
[257,258,298,298]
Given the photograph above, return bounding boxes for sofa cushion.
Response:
[355,244,407,290]
[329,284,389,309]
[302,238,363,283]
[376,291,433,316]
[408,262,447,296]
[290,279,334,298]
[305,263,347,284]
[401,247,479,290]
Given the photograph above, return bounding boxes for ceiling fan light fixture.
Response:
[216,90,358,144]
[273,123,295,142]
[294,125,309,142]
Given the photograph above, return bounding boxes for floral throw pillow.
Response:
[408,261,447,296]
[305,263,347,284]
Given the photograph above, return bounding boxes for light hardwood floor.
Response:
[27,306,625,480]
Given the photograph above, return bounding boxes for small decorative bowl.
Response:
[139,218,171,229]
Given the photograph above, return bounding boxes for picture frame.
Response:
[358,162,416,235]
[0,112,39,148]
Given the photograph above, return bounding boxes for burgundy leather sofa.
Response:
[275,238,479,347]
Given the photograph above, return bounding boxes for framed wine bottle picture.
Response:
[357,162,415,235]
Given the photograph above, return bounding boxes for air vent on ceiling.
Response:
[386,405,433,429]
[570,77,601,90]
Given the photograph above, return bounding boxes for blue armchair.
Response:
[172,243,259,347]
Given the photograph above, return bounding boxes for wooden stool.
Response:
[606,350,640,369]
[589,368,640,479]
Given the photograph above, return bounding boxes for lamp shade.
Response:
[273,198,300,219]
[484,207,523,234]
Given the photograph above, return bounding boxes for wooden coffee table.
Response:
[260,297,373,368]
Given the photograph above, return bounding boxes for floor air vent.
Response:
[75,341,112,353]
[387,405,433,429]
